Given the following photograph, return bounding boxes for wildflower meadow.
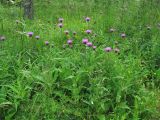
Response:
[0,0,160,119]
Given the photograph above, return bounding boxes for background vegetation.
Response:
[0,0,160,119]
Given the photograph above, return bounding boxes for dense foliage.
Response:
[0,0,160,119]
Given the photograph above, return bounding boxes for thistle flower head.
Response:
[35,36,40,39]
[73,31,76,35]
[58,18,64,23]
[82,39,88,44]
[27,32,34,37]
[67,39,73,45]
[85,17,90,22]
[64,30,69,35]
[0,36,6,41]
[104,47,112,52]
[121,33,126,38]
[114,48,120,53]
[58,23,63,28]
[86,42,93,47]
[45,41,49,45]
[93,46,96,50]
[109,28,115,33]
[147,26,151,30]
[86,30,92,34]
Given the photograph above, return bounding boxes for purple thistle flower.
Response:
[114,48,120,53]
[35,36,40,40]
[0,36,6,41]
[85,17,90,22]
[73,31,76,35]
[147,26,151,30]
[121,33,126,38]
[67,40,73,45]
[93,46,97,50]
[58,23,63,28]
[104,47,112,52]
[86,30,92,34]
[58,18,64,23]
[45,41,49,45]
[27,32,34,37]
[82,39,88,44]
[109,28,115,33]
[64,30,69,35]
[86,42,93,47]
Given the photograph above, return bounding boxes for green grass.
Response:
[0,0,160,119]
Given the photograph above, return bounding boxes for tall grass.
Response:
[0,0,160,119]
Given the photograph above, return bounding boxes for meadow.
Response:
[0,0,160,119]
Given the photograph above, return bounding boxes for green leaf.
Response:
[98,114,106,120]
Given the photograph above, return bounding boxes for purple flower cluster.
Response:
[27,32,40,40]
[104,47,120,53]
[82,38,97,50]
[57,17,64,28]
[18,16,124,54]
[64,30,77,36]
